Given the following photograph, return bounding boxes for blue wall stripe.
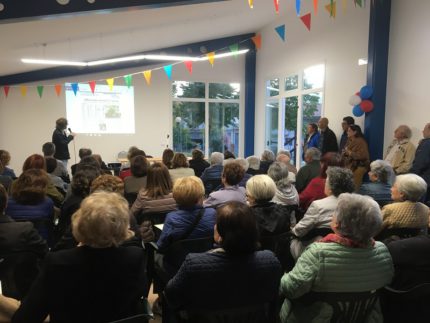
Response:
[244,46,256,157]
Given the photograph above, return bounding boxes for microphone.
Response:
[68,127,72,133]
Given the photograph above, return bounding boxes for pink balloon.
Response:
[360,100,374,112]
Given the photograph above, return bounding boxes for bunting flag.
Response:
[274,0,279,14]
[296,0,301,16]
[248,0,253,9]
[275,25,286,42]
[342,0,347,13]
[207,52,215,67]
[143,70,152,85]
[89,81,96,94]
[325,1,336,17]
[354,0,362,8]
[106,78,114,91]
[3,86,10,98]
[300,13,312,31]
[124,75,132,88]
[20,86,27,97]
[71,83,79,96]
[229,44,239,57]
[164,65,172,79]
[184,61,193,74]
[252,34,262,50]
[313,0,318,14]
[37,85,44,98]
[55,84,62,97]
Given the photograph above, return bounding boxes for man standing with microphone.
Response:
[52,118,76,168]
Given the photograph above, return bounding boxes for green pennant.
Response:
[355,0,362,7]
[229,44,239,57]
[37,85,44,98]
[124,75,132,88]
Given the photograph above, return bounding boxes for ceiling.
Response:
[0,0,286,82]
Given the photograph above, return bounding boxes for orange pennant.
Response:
[20,85,27,97]
[313,0,318,14]
[54,84,62,97]
[89,81,96,94]
[3,86,10,98]
[143,70,152,85]
[184,61,193,74]
[207,52,215,67]
[325,1,336,17]
[252,34,262,50]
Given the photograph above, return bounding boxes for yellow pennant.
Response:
[248,0,253,9]
[20,85,27,97]
[143,70,152,85]
[106,78,114,91]
[207,52,215,67]
[342,0,347,13]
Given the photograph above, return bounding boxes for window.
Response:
[266,78,279,97]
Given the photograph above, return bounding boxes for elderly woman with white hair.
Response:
[200,152,224,195]
[260,149,276,174]
[268,162,299,206]
[358,159,394,206]
[246,155,262,176]
[384,125,416,175]
[381,173,429,230]
[280,193,394,323]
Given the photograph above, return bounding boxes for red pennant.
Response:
[55,84,62,97]
[300,13,312,31]
[3,86,10,97]
[184,61,193,74]
[89,81,96,94]
[274,0,279,13]
[252,34,262,50]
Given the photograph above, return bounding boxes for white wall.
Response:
[385,0,430,149]
[254,1,370,155]
[0,56,245,174]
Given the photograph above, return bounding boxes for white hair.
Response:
[395,174,427,202]
[210,152,224,166]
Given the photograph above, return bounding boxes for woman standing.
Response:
[52,118,75,168]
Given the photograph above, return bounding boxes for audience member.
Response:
[259,149,275,174]
[384,125,416,175]
[223,150,236,161]
[188,149,209,177]
[234,158,252,187]
[162,148,174,169]
[42,142,69,183]
[358,160,394,206]
[71,148,92,176]
[411,122,430,204]
[318,117,338,154]
[0,161,12,192]
[339,116,355,153]
[277,149,297,176]
[124,155,149,195]
[280,193,393,323]
[295,147,321,193]
[168,153,195,183]
[303,123,320,158]
[45,157,68,194]
[119,147,146,180]
[200,152,224,195]
[0,150,16,179]
[268,162,298,206]
[91,154,110,174]
[246,155,262,176]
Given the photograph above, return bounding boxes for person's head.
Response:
[127,146,146,161]
[368,160,394,184]
[246,174,276,206]
[304,147,321,163]
[78,148,92,159]
[130,155,149,178]
[277,150,291,160]
[332,193,382,245]
[173,176,205,207]
[394,125,412,141]
[318,117,329,130]
[325,167,355,197]
[222,162,245,186]
[234,158,249,172]
[209,152,224,166]
[12,169,48,204]
[72,191,133,248]
[391,174,427,202]
[261,149,275,162]
[45,157,58,174]
[246,156,260,170]
[276,154,291,166]
[77,156,100,172]
[91,154,105,168]
[146,162,173,198]
[347,124,364,138]
[342,116,355,132]
[307,123,318,135]
[320,152,344,179]
[224,150,236,160]
[171,153,189,169]
[0,150,11,167]
[71,168,100,198]
[422,123,430,139]
[268,162,290,189]
[90,174,124,195]
[191,149,204,161]
[162,149,174,168]
[215,201,259,255]
[55,118,68,130]
[42,142,56,157]
[0,184,7,214]
[22,154,46,172]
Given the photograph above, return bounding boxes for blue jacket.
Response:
[200,165,223,194]
[358,182,392,204]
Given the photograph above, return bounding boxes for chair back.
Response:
[375,227,422,242]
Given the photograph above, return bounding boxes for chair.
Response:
[375,227,422,242]
[108,298,154,322]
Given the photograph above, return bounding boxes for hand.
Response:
[71,132,77,137]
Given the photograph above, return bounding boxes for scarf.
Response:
[320,233,375,248]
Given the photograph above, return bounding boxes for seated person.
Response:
[203,162,246,207]
[70,148,92,176]
[124,155,149,195]
[91,154,111,175]
[12,192,147,323]
[119,147,146,180]
[45,157,68,195]
[162,148,174,169]
[295,147,321,193]
[259,149,275,174]
[0,161,12,193]
[200,152,224,195]
[164,201,282,319]
[358,159,394,206]
[168,153,195,183]
[234,158,252,187]
[189,149,209,177]
[0,150,16,179]
[279,193,393,323]
[42,142,70,183]
[246,155,262,176]
[268,162,299,206]
[277,150,297,175]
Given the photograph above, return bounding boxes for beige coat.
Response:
[384,139,416,174]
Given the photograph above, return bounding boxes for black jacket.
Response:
[251,202,292,236]
[319,127,338,155]
[189,159,210,178]
[52,128,73,160]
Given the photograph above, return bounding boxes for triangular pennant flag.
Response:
[300,13,312,31]
[229,44,239,57]
[37,85,44,98]
[251,34,262,50]
[248,0,253,9]
[124,75,132,88]
[106,78,114,91]
[207,52,215,67]
[296,0,301,16]
[164,65,172,80]
[354,0,362,8]
[89,81,96,94]
[342,0,347,13]
[55,84,62,97]
[274,0,279,14]
[313,0,318,14]
[325,1,336,17]
[71,83,79,96]
[20,86,27,97]
[143,70,152,85]
[3,86,10,98]
[184,61,193,75]
[275,25,286,42]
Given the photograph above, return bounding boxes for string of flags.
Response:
[1,0,367,99]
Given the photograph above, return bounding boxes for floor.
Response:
[148,285,162,323]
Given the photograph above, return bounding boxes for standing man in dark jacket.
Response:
[52,118,76,168]
[339,116,355,153]
[318,117,338,155]
[411,123,430,203]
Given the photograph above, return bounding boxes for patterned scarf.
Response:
[320,233,375,248]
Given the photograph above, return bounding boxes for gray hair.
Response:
[305,147,321,161]
[210,152,224,166]
[395,174,427,202]
[335,193,382,244]
[326,167,355,197]
[261,149,275,162]
[246,175,276,202]
[234,158,249,172]
[277,149,291,158]
[396,125,412,139]
[268,162,290,190]
[370,160,394,184]
[246,156,260,170]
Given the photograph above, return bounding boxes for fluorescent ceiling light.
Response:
[21,49,250,67]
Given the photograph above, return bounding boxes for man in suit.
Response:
[339,116,355,153]
[318,117,338,155]
[411,122,430,204]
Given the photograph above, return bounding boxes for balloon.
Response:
[360,100,374,112]
[352,104,364,117]
[360,85,373,99]
[349,94,362,106]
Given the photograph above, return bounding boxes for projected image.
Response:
[65,83,135,134]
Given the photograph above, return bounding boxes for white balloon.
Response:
[349,94,362,106]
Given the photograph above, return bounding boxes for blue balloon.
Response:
[360,85,373,99]
[353,104,365,117]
